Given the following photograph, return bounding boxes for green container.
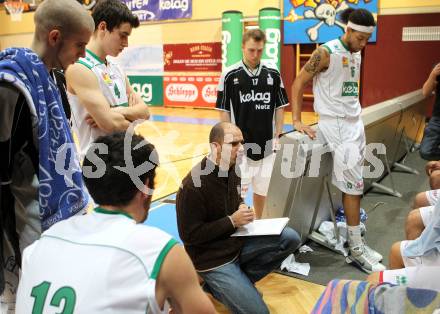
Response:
[128,75,163,107]
[221,10,243,69]
[259,7,281,70]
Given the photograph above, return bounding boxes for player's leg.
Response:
[253,193,265,219]
[430,170,440,190]
[405,206,434,240]
[389,241,417,270]
[250,154,275,219]
[332,118,385,272]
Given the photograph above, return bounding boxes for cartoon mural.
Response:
[283,0,377,44]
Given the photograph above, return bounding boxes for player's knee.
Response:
[430,170,440,190]
[389,241,403,267]
[405,209,423,240]
[413,192,428,208]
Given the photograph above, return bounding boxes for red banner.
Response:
[163,42,222,72]
[163,75,219,108]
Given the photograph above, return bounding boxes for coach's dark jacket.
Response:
[176,157,243,271]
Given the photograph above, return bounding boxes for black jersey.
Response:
[216,60,289,161]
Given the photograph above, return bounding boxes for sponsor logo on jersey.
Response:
[239,90,271,104]
[267,74,273,85]
[351,66,356,78]
[342,56,348,68]
[101,72,112,85]
[341,81,359,97]
[255,104,271,110]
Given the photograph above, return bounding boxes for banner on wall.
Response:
[114,45,164,75]
[121,0,192,22]
[259,8,281,70]
[112,45,164,106]
[221,10,243,70]
[283,0,378,44]
[163,76,219,108]
[128,75,163,106]
[163,43,222,72]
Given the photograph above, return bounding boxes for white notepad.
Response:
[231,217,290,237]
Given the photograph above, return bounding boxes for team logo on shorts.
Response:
[396,275,408,285]
[355,181,364,190]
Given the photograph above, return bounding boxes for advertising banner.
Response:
[283,0,378,44]
[121,0,192,22]
[128,75,163,106]
[115,45,164,76]
[221,10,243,70]
[163,75,219,108]
[259,7,281,70]
[163,42,222,72]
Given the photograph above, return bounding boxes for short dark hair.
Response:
[340,8,376,27]
[83,132,158,207]
[242,29,266,45]
[92,0,140,32]
[209,122,227,144]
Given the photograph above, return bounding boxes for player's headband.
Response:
[347,21,375,34]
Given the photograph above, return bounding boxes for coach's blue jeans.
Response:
[420,116,440,160]
[198,227,301,314]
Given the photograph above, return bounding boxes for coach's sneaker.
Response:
[346,246,386,274]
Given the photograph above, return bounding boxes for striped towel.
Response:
[311,279,377,314]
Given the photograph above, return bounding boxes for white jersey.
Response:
[69,49,129,160]
[313,38,362,118]
[16,208,177,314]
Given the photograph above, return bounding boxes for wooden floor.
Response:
[137,107,324,313]
[209,273,325,313]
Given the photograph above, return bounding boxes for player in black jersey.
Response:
[216,29,289,218]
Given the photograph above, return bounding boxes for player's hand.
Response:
[293,120,316,139]
[425,160,440,175]
[231,204,255,227]
[273,136,281,151]
[430,63,440,79]
[85,114,98,128]
[128,92,141,107]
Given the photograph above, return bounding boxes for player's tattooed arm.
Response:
[304,47,329,76]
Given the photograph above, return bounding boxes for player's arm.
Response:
[422,63,440,98]
[111,76,150,121]
[291,47,330,139]
[156,245,216,314]
[66,64,129,132]
[275,107,284,138]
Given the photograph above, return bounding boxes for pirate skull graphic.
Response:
[287,0,350,41]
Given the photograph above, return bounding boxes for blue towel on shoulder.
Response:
[0,47,89,230]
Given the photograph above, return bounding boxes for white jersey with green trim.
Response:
[16,208,177,314]
[313,38,362,118]
[68,49,129,161]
